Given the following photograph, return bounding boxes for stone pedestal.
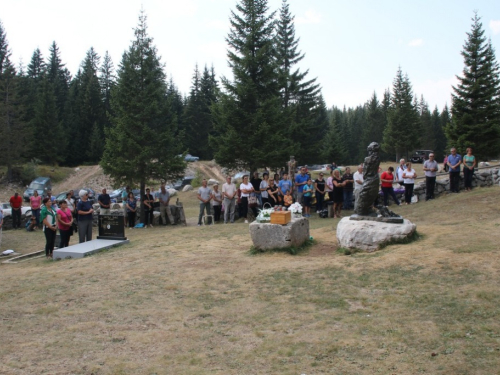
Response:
[337,217,416,252]
[249,217,309,251]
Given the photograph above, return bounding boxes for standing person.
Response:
[46,189,56,206]
[447,148,462,193]
[30,190,42,230]
[40,197,57,258]
[294,167,308,205]
[260,173,270,207]
[222,176,237,224]
[159,184,175,225]
[278,172,293,199]
[423,153,439,201]
[402,162,417,204]
[332,169,345,218]
[77,189,94,243]
[197,179,213,226]
[353,164,364,204]
[56,200,73,248]
[302,178,314,217]
[329,161,337,172]
[250,172,262,208]
[9,192,23,229]
[273,173,280,187]
[325,170,334,202]
[342,167,354,210]
[143,188,155,227]
[380,167,401,206]
[98,188,111,215]
[267,178,279,207]
[239,175,255,224]
[314,172,326,212]
[463,147,476,191]
[211,184,222,223]
[396,159,406,183]
[121,186,130,226]
[0,205,3,247]
[125,192,137,228]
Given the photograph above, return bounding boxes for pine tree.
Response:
[0,22,28,180]
[382,68,420,161]
[322,107,347,164]
[100,11,185,222]
[211,0,293,171]
[431,106,447,161]
[419,96,433,150]
[99,51,116,129]
[447,13,500,159]
[47,41,70,122]
[32,77,62,164]
[361,92,386,161]
[275,0,321,164]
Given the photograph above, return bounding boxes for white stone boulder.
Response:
[337,217,416,252]
[182,185,193,192]
[249,217,309,251]
[167,188,177,197]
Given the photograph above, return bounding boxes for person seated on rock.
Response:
[380,167,401,207]
[26,215,37,232]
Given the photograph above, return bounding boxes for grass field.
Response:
[1,187,500,374]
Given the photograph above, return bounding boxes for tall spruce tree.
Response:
[447,13,500,159]
[211,0,293,171]
[382,68,420,161]
[361,92,386,161]
[322,106,347,164]
[100,11,184,222]
[431,106,447,161]
[99,51,116,130]
[276,0,321,164]
[419,96,434,150]
[0,23,28,180]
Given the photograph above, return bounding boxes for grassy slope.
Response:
[0,187,499,374]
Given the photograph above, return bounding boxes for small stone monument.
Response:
[337,142,416,251]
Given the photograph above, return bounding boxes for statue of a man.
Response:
[354,142,380,216]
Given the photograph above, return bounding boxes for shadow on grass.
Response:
[248,238,315,256]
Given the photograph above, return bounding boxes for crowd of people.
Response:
[0,147,480,255]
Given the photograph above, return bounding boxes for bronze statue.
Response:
[354,142,380,216]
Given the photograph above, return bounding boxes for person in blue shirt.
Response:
[294,167,309,205]
[278,172,293,200]
[447,148,462,193]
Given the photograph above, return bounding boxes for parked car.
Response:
[411,150,434,163]
[1,202,32,217]
[109,188,125,203]
[23,177,52,202]
[173,176,195,191]
[184,154,199,162]
[233,171,251,180]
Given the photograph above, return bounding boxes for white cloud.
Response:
[490,20,500,35]
[296,9,322,25]
[408,38,424,47]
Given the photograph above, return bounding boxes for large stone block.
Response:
[337,217,416,252]
[249,217,309,251]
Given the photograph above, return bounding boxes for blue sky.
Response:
[2,0,499,110]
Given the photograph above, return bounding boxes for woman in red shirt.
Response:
[380,167,401,207]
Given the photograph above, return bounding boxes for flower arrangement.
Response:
[289,202,303,215]
[256,208,274,223]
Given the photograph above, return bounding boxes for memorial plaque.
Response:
[97,214,127,240]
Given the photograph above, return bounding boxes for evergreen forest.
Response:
[0,1,499,182]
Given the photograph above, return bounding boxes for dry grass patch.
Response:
[1,187,499,374]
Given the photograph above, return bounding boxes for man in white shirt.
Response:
[353,164,364,207]
[222,176,237,224]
